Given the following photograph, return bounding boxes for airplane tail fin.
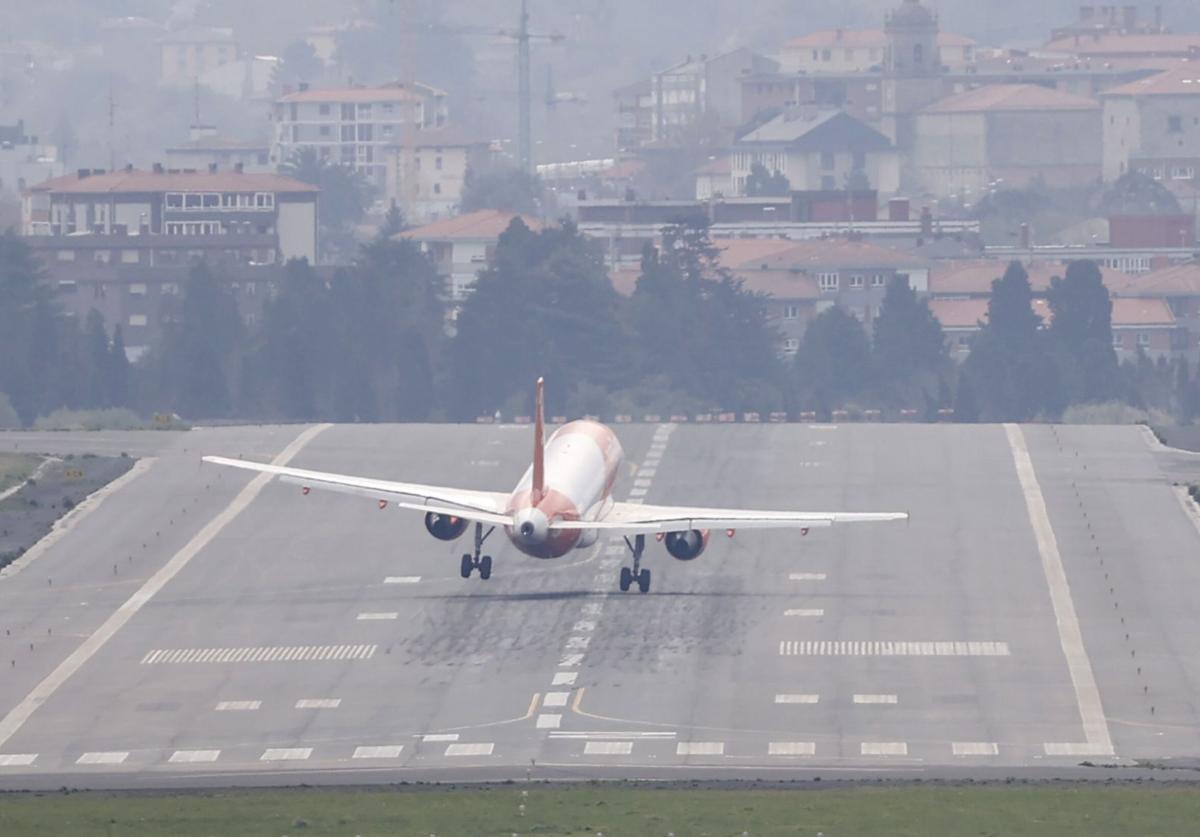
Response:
[532,377,545,502]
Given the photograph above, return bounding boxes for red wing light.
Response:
[725,528,736,538]
[301,486,310,496]
[378,499,388,510]
[449,516,459,525]
[800,527,810,536]
[655,532,666,542]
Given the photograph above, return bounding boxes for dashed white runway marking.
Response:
[142,644,377,664]
[584,741,633,755]
[637,468,657,478]
[784,608,824,617]
[559,653,584,667]
[357,612,399,621]
[628,488,647,498]
[543,691,570,707]
[779,640,1010,656]
[769,742,815,756]
[423,733,459,742]
[77,751,129,765]
[169,749,220,764]
[789,573,827,581]
[0,754,36,767]
[676,742,724,756]
[861,742,907,756]
[295,698,341,709]
[215,700,261,711]
[550,731,675,740]
[1044,742,1115,756]
[552,672,578,686]
[445,742,493,757]
[953,742,999,756]
[353,745,404,759]
[854,694,898,704]
[384,576,421,584]
[572,621,596,632]
[536,714,562,729]
[774,694,819,704]
[565,636,590,650]
[261,747,311,761]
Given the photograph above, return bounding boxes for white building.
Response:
[165,126,272,175]
[1102,61,1200,185]
[272,83,449,188]
[159,26,239,87]
[399,209,541,302]
[383,128,490,224]
[778,28,975,75]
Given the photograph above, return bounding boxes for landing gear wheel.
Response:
[479,555,493,580]
[458,522,496,581]
[619,566,633,592]
[460,554,473,579]
[619,534,648,593]
[637,568,651,594]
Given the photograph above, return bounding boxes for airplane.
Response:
[203,378,908,593]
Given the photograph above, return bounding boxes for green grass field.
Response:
[2,784,1199,836]
[0,452,39,494]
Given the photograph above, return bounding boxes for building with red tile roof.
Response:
[929,259,1134,297]
[778,29,975,74]
[1101,60,1200,184]
[399,210,542,301]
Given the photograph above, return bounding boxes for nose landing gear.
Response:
[460,521,495,580]
[618,534,651,593]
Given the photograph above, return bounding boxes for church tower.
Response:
[881,0,943,186]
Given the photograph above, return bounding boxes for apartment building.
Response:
[272,83,450,187]
[159,26,239,86]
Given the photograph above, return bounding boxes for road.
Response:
[1,421,1199,789]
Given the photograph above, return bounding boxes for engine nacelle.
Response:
[664,529,710,561]
[424,511,468,541]
[575,528,599,549]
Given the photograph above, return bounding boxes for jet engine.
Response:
[575,528,599,549]
[664,529,710,561]
[424,511,468,541]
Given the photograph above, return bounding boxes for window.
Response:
[383,103,394,115]
[817,272,839,291]
[853,151,866,169]
[93,250,111,264]
[319,104,330,116]
[184,193,203,209]
[783,304,800,320]
[319,125,331,137]
[1113,333,1123,348]
[341,125,355,141]
[128,283,147,295]
[849,273,864,288]
[56,249,75,262]
[357,103,371,115]
[202,193,220,208]
[1168,115,1183,133]
[913,43,924,65]
[435,156,443,170]
[821,175,836,190]
[820,151,835,170]
[165,193,184,209]
[121,250,140,264]
[433,183,441,194]
[821,49,831,61]
[1137,331,1151,347]
[1172,165,1195,180]
[128,314,147,327]
[357,124,373,141]
[254,192,275,209]
[872,273,887,287]
[783,338,800,355]
[161,283,178,295]
[57,280,78,293]
[341,104,355,121]
[289,103,297,121]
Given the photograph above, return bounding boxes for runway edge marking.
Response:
[1004,423,1114,758]
[0,423,332,751]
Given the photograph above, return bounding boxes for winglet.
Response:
[532,377,546,502]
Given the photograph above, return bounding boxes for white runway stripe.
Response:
[549,731,674,739]
[357,612,399,621]
[0,754,36,767]
[295,698,341,709]
[1044,742,1115,756]
[543,691,570,707]
[774,693,819,704]
[789,573,827,581]
[779,640,1010,656]
[215,700,260,711]
[953,742,999,756]
[142,644,377,663]
[445,742,493,756]
[551,672,578,686]
[77,751,128,765]
[422,733,459,742]
[261,747,311,761]
[353,745,404,759]
[854,694,898,704]
[784,609,824,617]
[769,742,815,756]
[676,742,724,755]
[584,741,633,755]
[384,576,421,584]
[536,714,562,729]
[169,749,220,763]
[861,742,908,756]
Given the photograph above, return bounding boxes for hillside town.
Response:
[3,0,1200,425]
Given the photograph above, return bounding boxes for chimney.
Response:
[920,206,933,236]
[153,162,164,174]
[836,28,843,41]
[208,163,218,174]
[298,81,309,92]
[124,163,133,172]
[234,162,244,174]
[1156,4,1163,32]
[77,168,90,179]
[1020,222,1031,249]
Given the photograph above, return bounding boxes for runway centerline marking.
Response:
[677,742,724,755]
[953,742,999,756]
[536,714,562,729]
[261,748,311,761]
[1006,423,1114,757]
[422,733,459,742]
[854,694,898,704]
[445,742,493,757]
[543,691,570,707]
[861,742,907,756]
[77,751,129,765]
[769,742,815,756]
[295,698,341,709]
[784,608,824,617]
[353,745,403,759]
[0,754,37,767]
[774,694,819,704]
[0,423,331,751]
[383,576,421,584]
[779,640,1009,656]
[357,612,399,621]
[169,749,220,764]
[789,573,826,581]
[215,700,260,712]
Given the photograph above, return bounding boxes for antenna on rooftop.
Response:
[107,75,117,171]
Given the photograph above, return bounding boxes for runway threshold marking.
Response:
[584,741,633,755]
[779,640,1009,656]
[215,700,260,711]
[774,694,819,704]
[141,644,377,663]
[0,423,332,752]
[0,754,37,767]
[76,751,129,765]
[769,742,815,755]
[353,745,403,759]
[445,742,493,756]
[853,694,898,704]
[953,742,999,756]
[261,748,312,761]
[295,699,341,709]
[1005,424,1115,758]
[169,749,220,764]
[861,742,907,756]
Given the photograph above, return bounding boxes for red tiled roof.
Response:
[929,295,1174,330]
[929,260,1132,295]
[1102,61,1200,97]
[1044,33,1200,57]
[398,209,542,241]
[922,84,1099,114]
[26,170,317,195]
[1109,262,1200,296]
[714,237,929,271]
[784,29,973,50]
[609,264,819,300]
[277,84,439,104]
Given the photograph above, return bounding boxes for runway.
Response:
[1,421,1199,789]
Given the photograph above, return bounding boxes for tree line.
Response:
[0,223,1191,427]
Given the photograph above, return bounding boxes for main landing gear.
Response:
[461,522,495,580]
[619,534,651,593]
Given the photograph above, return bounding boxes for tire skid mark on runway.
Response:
[0,423,333,751]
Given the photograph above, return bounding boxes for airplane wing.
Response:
[549,501,907,532]
[201,456,511,522]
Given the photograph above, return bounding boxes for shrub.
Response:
[0,393,19,429]
[1060,401,1172,426]
[33,408,145,432]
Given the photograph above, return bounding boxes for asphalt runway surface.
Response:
[2,421,1200,790]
